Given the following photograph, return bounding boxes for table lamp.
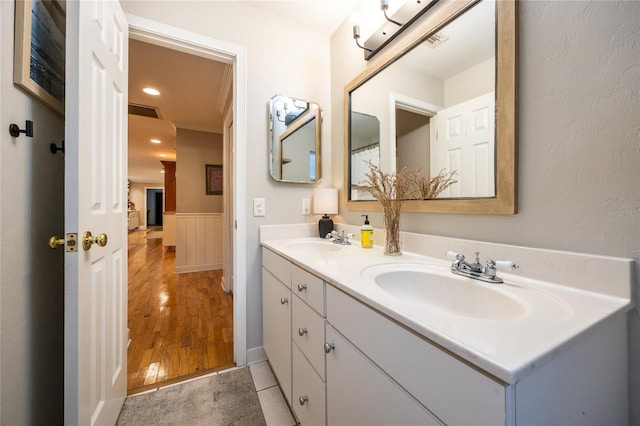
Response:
[314,188,338,238]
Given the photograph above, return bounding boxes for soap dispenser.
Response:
[360,215,373,248]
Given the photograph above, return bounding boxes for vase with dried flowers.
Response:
[362,162,457,255]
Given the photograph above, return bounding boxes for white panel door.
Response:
[432,92,495,197]
[65,1,128,424]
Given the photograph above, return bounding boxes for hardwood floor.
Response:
[127,230,234,394]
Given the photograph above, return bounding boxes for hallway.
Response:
[127,230,234,394]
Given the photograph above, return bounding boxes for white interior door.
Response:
[432,92,495,197]
[65,1,128,424]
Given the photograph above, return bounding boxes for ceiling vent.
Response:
[128,103,162,119]
[423,32,449,49]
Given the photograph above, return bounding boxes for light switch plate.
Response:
[253,198,265,217]
[302,198,310,215]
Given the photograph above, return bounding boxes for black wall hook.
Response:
[50,139,65,154]
[9,120,34,138]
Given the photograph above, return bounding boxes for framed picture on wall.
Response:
[14,0,66,116]
[206,164,223,195]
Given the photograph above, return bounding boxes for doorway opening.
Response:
[126,33,237,394]
[145,188,163,228]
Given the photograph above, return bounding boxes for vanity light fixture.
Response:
[353,0,439,61]
[314,188,338,238]
[381,0,403,26]
[143,87,160,96]
[352,25,373,53]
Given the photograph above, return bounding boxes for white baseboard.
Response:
[175,264,223,274]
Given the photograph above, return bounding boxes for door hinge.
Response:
[66,233,78,252]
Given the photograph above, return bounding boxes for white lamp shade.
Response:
[314,188,338,215]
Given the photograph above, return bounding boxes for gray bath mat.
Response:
[116,367,266,426]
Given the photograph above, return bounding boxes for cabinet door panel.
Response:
[327,285,505,425]
[326,326,440,426]
[262,268,292,403]
[292,344,326,426]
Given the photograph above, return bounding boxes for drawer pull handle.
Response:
[324,343,335,353]
[299,396,309,406]
[297,283,307,292]
[280,298,288,305]
[298,328,308,336]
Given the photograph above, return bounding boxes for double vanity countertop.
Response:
[260,228,633,385]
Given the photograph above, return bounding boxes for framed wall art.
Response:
[206,164,223,195]
[14,0,66,116]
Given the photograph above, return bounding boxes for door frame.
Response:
[127,14,247,366]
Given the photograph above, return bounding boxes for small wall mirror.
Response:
[346,0,517,214]
[269,94,322,183]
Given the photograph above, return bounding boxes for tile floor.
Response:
[250,361,298,426]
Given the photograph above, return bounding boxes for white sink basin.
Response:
[361,263,526,320]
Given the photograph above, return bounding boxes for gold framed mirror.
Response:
[344,0,517,214]
[269,94,322,184]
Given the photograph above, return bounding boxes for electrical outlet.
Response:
[302,198,311,215]
[253,198,265,217]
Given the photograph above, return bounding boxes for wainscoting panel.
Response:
[175,213,223,273]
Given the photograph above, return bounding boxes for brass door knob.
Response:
[48,235,65,249]
[82,231,108,251]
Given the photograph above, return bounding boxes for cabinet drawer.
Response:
[326,285,506,426]
[291,265,324,315]
[292,295,325,379]
[262,248,292,288]
[292,344,326,426]
[326,326,440,426]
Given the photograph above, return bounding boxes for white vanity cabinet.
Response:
[262,241,628,426]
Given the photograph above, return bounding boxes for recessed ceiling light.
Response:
[159,153,167,157]
[143,87,160,96]
[160,170,165,174]
[150,139,161,144]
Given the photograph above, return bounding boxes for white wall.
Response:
[121,0,332,358]
[332,0,640,422]
[176,128,223,213]
[0,1,65,423]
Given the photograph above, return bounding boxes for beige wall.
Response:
[332,0,640,421]
[0,1,65,423]
[176,128,223,213]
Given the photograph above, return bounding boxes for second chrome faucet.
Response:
[447,251,518,284]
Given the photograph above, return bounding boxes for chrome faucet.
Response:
[325,230,353,245]
[447,251,518,284]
